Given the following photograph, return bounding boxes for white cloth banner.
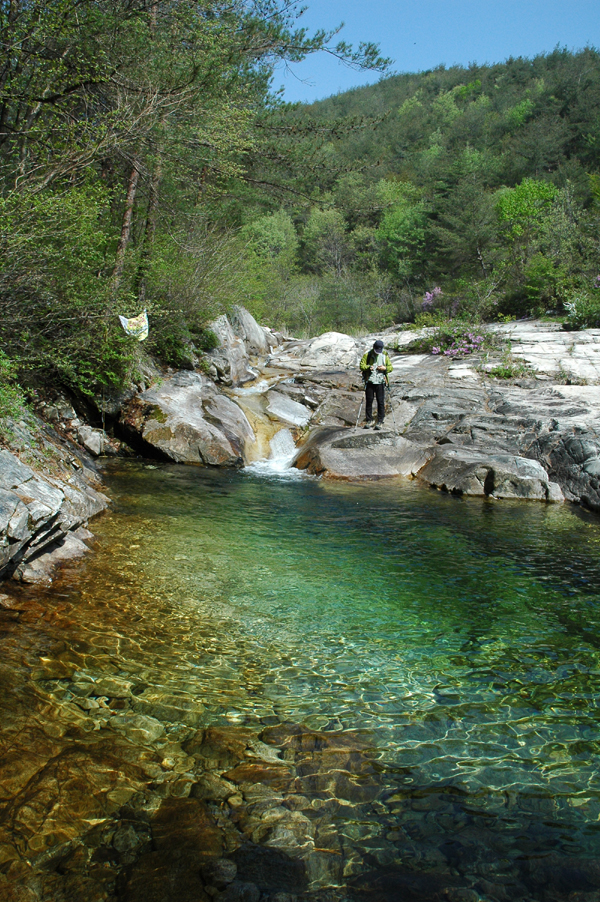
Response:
[118,310,148,341]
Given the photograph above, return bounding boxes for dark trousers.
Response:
[365,382,385,422]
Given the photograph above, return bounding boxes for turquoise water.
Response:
[98,468,600,815]
[6,461,600,899]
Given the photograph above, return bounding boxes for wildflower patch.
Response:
[410,321,496,359]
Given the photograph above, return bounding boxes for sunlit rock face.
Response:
[293,428,433,480]
[208,314,258,386]
[120,372,256,466]
[206,306,273,386]
[265,324,600,508]
[267,331,362,371]
[0,424,109,583]
[418,446,564,501]
[230,304,271,356]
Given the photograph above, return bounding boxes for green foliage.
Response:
[0,183,137,394]
[0,0,388,395]
[523,254,566,307]
[197,329,220,353]
[497,178,558,240]
[377,194,428,279]
[241,211,299,265]
[0,352,27,420]
[410,321,495,358]
[302,209,352,275]
[4,14,600,395]
[483,351,534,380]
[564,292,600,329]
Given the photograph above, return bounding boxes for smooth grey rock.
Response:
[268,332,360,370]
[77,424,106,457]
[208,314,258,385]
[56,482,110,531]
[418,446,553,500]
[122,372,255,466]
[266,391,311,427]
[231,305,271,355]
[0,450,35,490]
[293,427,433,479]
[13,476,64,526]
[73,525,94,543]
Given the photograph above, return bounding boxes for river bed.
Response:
[2,461,600,901]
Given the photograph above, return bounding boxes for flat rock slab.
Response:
[418,446,564,502]
[266,391,311,427]
[293,427,433,479]
[268,332,360,370]
[495,322,600,383]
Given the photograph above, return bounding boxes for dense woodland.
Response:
[1,0,600,408]
[246,47,600,338]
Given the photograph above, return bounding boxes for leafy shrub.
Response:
[563,291,600,329]
[411,319,494,358]
[196,328,220,352]
[0,352,27,419]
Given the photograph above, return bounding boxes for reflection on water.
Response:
[3,461,600,900]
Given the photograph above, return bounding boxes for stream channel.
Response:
[3,456,600,901]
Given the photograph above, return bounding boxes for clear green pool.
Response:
[5,461,600,899]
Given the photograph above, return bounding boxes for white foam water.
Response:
[233,378,276,395]
[244,428,305,478]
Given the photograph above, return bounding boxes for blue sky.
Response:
[275,0,600,103]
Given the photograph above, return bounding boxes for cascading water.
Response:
[244,426,303,477]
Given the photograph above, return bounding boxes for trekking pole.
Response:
[386,383,397,430]
[355,395,364,428]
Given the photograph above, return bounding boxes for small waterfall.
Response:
[245,427,303,477]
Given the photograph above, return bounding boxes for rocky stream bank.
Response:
[2,308,600,587]
[2,308,600,902]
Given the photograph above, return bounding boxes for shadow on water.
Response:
[2,461,600,900]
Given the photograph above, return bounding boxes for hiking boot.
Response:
[374,420,384,431]
[363,420,374,429]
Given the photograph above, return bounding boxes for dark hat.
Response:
[373,340,384,351]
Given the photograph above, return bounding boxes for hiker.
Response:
[359,339,393,429]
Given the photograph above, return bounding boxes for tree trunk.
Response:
[112,158,141,292]
[135,154,162,304]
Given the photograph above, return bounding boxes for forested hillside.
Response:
[242,48,600,336]
[1,4,600,410]
[0,0,385,408]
